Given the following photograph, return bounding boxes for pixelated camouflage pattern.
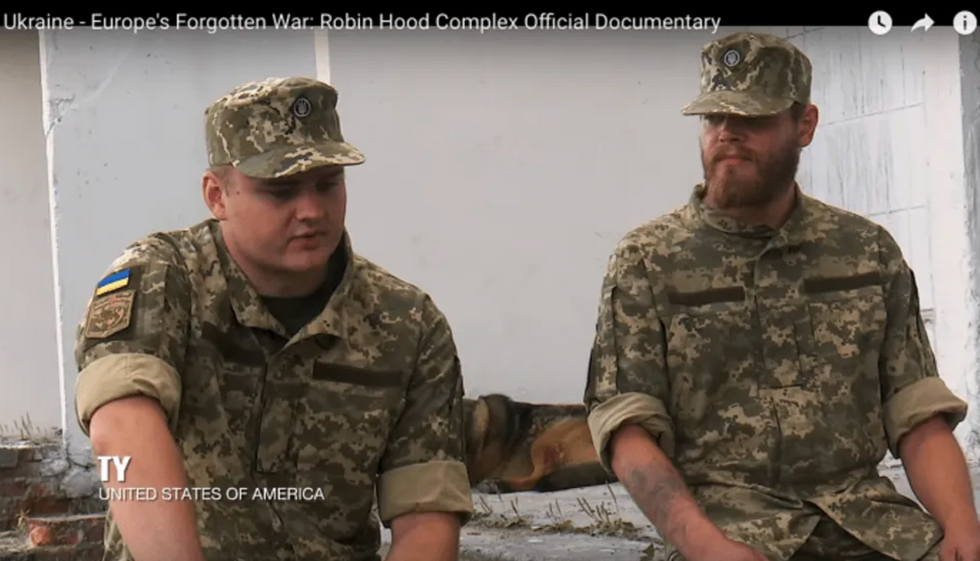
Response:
[205,77,365,178]
[74,220,471,561]
[681,31,812,116]
[585,184,968,561]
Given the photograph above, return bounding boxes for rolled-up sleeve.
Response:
[585,235,674,472]
[376,295,473,526]
[74,237,191,436]
[877,229,968,457]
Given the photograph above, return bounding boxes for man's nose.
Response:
[717,118,745,143]
[293,187,326,220]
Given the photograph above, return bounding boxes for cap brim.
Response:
[233,141,365,179]
[681,90,794,117]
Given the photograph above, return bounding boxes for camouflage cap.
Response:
[205,77,364,178]
[681,32,811,117]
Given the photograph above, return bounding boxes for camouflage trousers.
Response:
[789,517,940,560]
[665,517,941,560]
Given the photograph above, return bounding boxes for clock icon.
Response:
[869,10,893,34]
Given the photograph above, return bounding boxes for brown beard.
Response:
[701,137,800,209]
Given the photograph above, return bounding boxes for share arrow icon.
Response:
[912,14,934,31]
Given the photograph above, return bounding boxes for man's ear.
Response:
[202,170,228,220]
[798,103,819,148]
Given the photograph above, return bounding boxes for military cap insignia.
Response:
[85,289,135,339]
[292,96,312,118]
[722,49,741,67]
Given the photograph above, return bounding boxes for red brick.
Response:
[0,477,32,498]
[0,512,19,531]
[0,481,62,530]
[17,446,41,463]
[28,524,50,545]
[25,513,106,547]
[22,496,72,517]
[0,476,58,501]
[0,445,40,467]
[0,495,30,531]
[5,460,43,479]
[0,495,20,513]
[24,480,57,498]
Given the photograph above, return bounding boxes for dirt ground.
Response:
[380,465,980,561]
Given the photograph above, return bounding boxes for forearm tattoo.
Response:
[624,463,694,545]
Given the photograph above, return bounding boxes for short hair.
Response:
[789,102,806,121]
[209,164,232,180]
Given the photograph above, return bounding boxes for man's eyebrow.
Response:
[261,179,300,189]
[264,170,343,186]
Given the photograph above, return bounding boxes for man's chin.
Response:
[278,248,331,271]
[708,182,769,209]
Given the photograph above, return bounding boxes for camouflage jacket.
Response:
[585,184,968,561]
[75,219,473,561]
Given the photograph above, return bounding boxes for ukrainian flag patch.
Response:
[95,269,130,296]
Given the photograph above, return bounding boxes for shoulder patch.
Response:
[95,268,131,296]
[85,290,136,339]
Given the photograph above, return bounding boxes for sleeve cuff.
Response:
[377,460,473,527]
[75,353,182,436]
[884,376,968,457]
[587,392,674,472]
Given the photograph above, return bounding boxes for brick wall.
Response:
[0,440,106,561]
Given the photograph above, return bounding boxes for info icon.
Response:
[953,11,976,35]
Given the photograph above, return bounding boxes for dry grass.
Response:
[0,413,60,444]
[469,482,649,539]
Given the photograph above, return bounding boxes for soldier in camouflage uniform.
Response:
[584,32,980,561]
[74,77,472,561]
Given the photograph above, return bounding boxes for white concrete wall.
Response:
[783,27,979,460]
[326,29,707,403]
[0,27,977,462]
[958,33,980,459]
[327,26,980,442]
[0,31,62,436]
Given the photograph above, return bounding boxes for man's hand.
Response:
[938,517,980,561]
[899,415,980,561]
[687,536,770,561]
